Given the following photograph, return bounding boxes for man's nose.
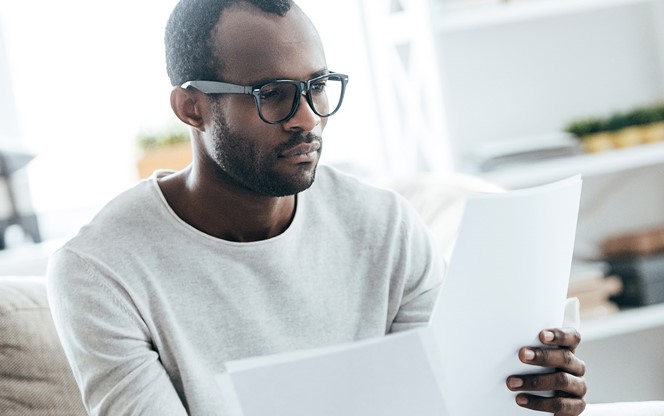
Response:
[282,94,321,132]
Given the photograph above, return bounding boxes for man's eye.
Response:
[311,82,327,93]
[260,89,282,101]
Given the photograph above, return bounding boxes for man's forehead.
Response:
[211,3,326,84]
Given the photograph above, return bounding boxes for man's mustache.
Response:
[276,132,322,152]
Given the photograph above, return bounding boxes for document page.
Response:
[216,328,449,416]
[429,175,582,415]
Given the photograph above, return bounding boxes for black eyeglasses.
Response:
[181,72,349,124]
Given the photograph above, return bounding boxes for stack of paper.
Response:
[431,176,582,415]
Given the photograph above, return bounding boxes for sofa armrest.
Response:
[0,276,87,415]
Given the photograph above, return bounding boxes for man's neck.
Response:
[157,165,296,242]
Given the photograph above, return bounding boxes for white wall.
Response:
[0,21,21,148]
[1,2,174,229]
[437,2,664,167]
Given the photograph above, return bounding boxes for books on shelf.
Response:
[214,176,583,416]
[568,272,622,320]
[602,226,664,258]
[607,253,664,307]
[568,261,623,319]
[597,226,664,307]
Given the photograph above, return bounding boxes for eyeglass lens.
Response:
[258,75,344,123]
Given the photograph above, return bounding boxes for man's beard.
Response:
[208,101,322,197]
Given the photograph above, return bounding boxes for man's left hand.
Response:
[506,328,587,415]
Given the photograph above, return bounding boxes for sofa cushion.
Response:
[0,276,86,415]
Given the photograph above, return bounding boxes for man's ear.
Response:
[170,87,205,129]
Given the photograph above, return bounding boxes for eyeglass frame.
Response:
[181,72,349,124]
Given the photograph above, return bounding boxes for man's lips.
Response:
[278,141,321,158]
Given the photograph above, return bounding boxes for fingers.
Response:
[519,347,586,377]
[507,371,587,397]
[507,372,587,415]
[505,327,587,415]
[514,392,586,416]
[518,346,586,376]
[539,328,581,351]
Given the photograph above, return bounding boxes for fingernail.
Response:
[543,330,554,342]
[523,348,535,361]
[508,377,523,389]
[517,396,528,406]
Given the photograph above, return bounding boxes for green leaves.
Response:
[565,103,664,138]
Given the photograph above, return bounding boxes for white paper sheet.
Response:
[216,176,582,416]
[430,175,582,415]
[216,328,449,416]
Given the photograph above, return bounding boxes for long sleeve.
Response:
[388,197,446,333]
[46,248,189,416]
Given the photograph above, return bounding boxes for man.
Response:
[47,0,587,415]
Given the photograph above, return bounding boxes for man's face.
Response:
[203,4,329,197]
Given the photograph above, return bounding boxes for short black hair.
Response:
[165,0,293,86]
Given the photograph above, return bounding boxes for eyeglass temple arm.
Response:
[180,80,253,95]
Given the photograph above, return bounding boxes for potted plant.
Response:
[565,102,664,153]
[639,104,664,143]
[136,127,192,178]
[565,117,612,153]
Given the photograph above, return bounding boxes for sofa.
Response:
[0,276,87,415]
[1,173,663,415]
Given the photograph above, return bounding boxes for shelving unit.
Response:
[429,0,664,178]
[578,303,664,402]
[362,0,664,402]
[363,0,664,400]
[582,303,664,342]
[435,0,660,32]
[432,0,664,402]
[482,141,664,188]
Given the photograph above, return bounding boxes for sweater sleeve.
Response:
[388,198,446,333]
[46,248,188,416]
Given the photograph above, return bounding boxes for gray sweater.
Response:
[47,165,444,415]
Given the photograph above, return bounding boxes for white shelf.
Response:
[475,141,664,189]
[581,303,664,342]
[435,0,659,33]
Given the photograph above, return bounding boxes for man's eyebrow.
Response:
[310,68,330,78]
[251,69,330,85]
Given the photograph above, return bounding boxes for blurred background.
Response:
[0,0,395,244]
[1,0,664,404]
[1,0,663,247]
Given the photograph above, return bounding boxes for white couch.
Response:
[0,275,87,415]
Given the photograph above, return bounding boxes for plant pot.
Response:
[582,132,615,153]
[641,122,664,143]
[137,141,192,178]
[612,126,643,148]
